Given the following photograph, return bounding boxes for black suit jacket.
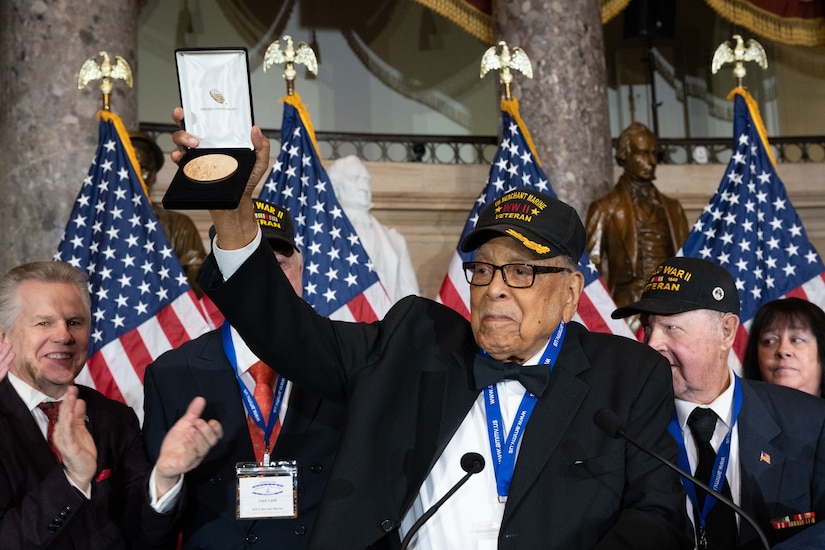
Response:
[734,380,825,549]
[0,379,179,549]
[200,241,693,550]
[143,329,344,549]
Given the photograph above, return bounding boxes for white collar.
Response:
[8,372,62,412]
[674,368,736,433]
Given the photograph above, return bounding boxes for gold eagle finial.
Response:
[711,34,768,87]
[263,35,319,96]
[480,41,533,100]
[77,51,133,111]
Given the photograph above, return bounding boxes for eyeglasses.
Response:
[462,261,571,289]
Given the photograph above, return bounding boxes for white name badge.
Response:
[236,461,298,519]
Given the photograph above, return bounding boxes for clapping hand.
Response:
[154,396,223,498]
[54,386,98,492]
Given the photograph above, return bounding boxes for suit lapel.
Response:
[0,378,62,478]
[504,330,591,518]
[399,347,478,511]
[192,333,255,459]
[738,382,784,529]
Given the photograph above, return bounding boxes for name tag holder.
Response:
[235,460,298,519]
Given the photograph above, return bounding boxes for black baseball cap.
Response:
[460,189,585,261]
[209,199,298,254]
[612,257,740,318]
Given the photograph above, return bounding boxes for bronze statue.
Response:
[585,122,689,310]
[129,131,207,297]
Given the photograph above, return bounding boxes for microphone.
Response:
[399,452,485,550]
[594,408,769,550]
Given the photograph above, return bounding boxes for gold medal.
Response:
[183,153,239,183]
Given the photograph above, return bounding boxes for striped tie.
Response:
[38,401,62,461]
[246,361,281,463]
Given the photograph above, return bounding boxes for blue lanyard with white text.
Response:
[482,321,566,501]
[221,321,286,457]
[668,375,742,531]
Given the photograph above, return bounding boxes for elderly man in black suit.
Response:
[171,113,693,549]
[0,261,222,549]
[614,257,825,549]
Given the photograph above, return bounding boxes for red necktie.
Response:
[245,361,281,464]
[38,401,62,461]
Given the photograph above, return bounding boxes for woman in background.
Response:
[743,297,825,398]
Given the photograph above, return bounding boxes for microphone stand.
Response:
[399,452,485,550]
[595,409,769,550]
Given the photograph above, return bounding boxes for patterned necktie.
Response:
[687,407,738,549]
[38,401,62,461]
[246,361,281,464]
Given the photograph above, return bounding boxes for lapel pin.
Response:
[760,451,771,464]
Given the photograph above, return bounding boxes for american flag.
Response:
[680,88,825,361]
[54,111,210,422]
[437,98,634,337]
[258,93,392,321]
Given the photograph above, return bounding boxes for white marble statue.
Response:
[328,155,419,302]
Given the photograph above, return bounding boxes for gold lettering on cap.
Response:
[644,282,681,292]
[496,212,533,222]
[650,265,693,285]
[495,191,548,211]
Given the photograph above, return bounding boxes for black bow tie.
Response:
[473,354,551,397]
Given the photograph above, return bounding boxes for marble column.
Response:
[0,0,139,270]
[493,0,613,218]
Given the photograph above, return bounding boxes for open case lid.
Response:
[175,47,254,149]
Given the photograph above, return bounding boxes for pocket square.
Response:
[95,469,111,483]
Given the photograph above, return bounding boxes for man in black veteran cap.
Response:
[181,113,692,549]
[143,199,344,549]
[614,257,825,549]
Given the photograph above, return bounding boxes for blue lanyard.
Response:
[482,321,566,500]
[668,375,743,530]
[221,321,286,452]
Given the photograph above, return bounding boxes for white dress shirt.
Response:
[674,368,742,534]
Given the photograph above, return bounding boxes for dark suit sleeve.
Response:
[86,390,181,549]
[0,462,88,548]
[143,362,173,463]
[199,243,385,402]
[593,353,694,550]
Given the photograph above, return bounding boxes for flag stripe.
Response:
[439,277,471,321]
[84,353,125,403]
[200,294,226,329]
[119,327,154,383]
[346,291,379,323]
